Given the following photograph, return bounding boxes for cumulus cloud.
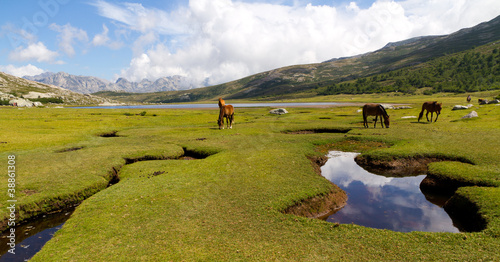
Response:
[8,42,63,64]
[92,24,123,49]
[92,0,500,86]
[50,23,89,57]
[0,64,45,77]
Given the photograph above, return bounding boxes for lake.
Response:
[73,102,357,109]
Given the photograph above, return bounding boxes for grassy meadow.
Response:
[0,91,499,261]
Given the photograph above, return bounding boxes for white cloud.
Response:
[92,24,123,49]
[0,64,45,77]
[8,42,63,64]
[50,23,89,57]
[90,0,188,34]
[92,0,500,86]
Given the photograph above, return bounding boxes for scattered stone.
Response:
[269,108,288,115]
[401,116,417,119]
[478,99,489,105]
[467,104,474,108]
[394,106,412,109]
[380,104,394,109]
[452,105,468,110]
[8,98,42,107]
[461,111,478,119]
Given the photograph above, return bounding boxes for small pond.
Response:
[321,151,462,233]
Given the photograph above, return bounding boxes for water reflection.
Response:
[321,151,459,233]
[0,209,73,261]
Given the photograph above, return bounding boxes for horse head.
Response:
[384,115,390,128]
[217,118,223,129]
[436,102,442,113]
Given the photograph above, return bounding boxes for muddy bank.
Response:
[443,192,487,232]
[354,154,473,177]
[283,156,347,218]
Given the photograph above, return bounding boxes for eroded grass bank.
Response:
[0,94,498,261]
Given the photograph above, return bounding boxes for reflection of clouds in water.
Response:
[322,151,459,233]
[321,152,392,188]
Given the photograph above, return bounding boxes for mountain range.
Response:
[23,72,194,94]
[0,71,114,105]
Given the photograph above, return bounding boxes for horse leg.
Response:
[426,111,430,122]
[229,114,233,129]
[379,115,384,128]
[434,112,439,122]
[374,115,378,128]
[418,110,424,122]
[363,114,367,128]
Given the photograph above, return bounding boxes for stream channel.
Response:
[320,151,462,233]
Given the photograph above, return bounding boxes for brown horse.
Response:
[418,101,442,122]
[362,103,390,128]
[218,105,234,129]
[218,97,225,108]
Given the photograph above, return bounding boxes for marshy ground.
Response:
[0,91,499,261]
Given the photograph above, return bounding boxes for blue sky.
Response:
[1,0,500,88]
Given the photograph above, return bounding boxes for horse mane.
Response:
[378,104,389,118]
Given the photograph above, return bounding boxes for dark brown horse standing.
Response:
[218,104,234,129]
[418,101,442,122]
[362,103,390,128]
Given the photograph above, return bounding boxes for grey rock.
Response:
[461,111,478,119]
[269,108,288,115]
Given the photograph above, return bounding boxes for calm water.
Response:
[0,210,74,261]
[73,102,351,109]
[321,151,460,233]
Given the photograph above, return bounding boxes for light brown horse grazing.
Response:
[362,103,390,128]
[218,105,234,129]
[418,101,442,122]
[218,97,225,108]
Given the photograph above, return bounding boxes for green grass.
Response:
[0,91,499,261]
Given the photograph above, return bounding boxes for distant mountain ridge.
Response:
[24,72,195,94]
[0,71,114,105]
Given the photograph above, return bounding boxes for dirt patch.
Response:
[98,130,119,137]
[55,146,85,153]
[284,127,351,134]
[354,156,442,177]
[20,189,38,196]
[283,155,347,218]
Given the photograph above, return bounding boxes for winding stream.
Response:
[321,151,461,233]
